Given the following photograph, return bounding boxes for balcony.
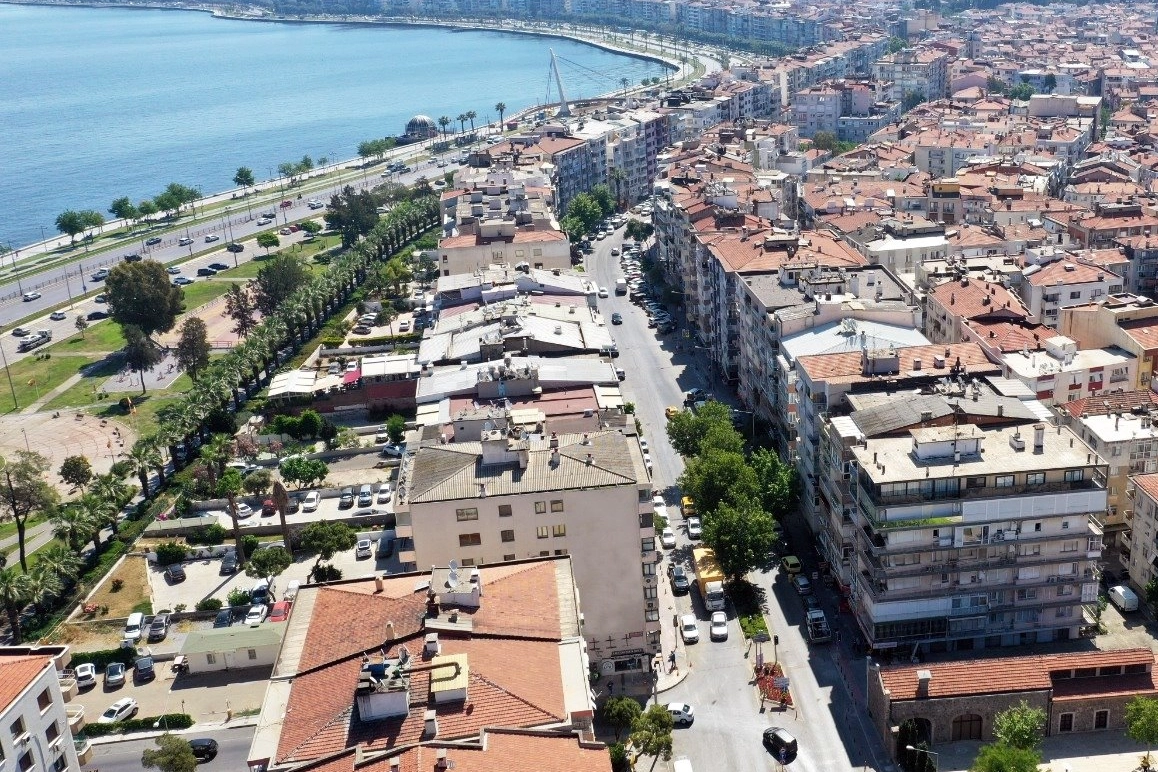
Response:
[861,472,1106,514]
[67,705,85,734]
[74,736,93,766]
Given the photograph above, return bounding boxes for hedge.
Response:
[349,333,422,347]
[69,647,136,672]
[83,713,194,737]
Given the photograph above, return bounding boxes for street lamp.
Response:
[0,341,18,410]
[906,745,939,771]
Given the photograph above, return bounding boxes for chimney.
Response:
[424,632,440,657]
[375,575,384,593]
[586,453,594,465]
[423,709,438,740]
[1033,423,1045,453]
[435,749,449,770]
[917,669,932,699]
[385,621,395,641]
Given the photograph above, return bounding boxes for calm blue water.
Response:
[0,4,667,247]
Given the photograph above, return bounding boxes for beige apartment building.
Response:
[850,422,1106,653]
[393,426,659,674]
[0,646,87,772]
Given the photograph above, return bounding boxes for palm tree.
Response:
[51,505,96,554]
[125,443,158,500]
[457,113,468,134]
[438,115,451,138]
[466,110,477,134]
[0,568,31,644]
[37,544,82,589]
[217,471,247,571]
[25,564,62,619]
[495,102,506,128]
[620,76,631,98]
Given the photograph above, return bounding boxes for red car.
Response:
[280,200,292,208]
[261,499,276,517]
[269,601,292,623]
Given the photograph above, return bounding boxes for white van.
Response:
[123,612,145,644]
[1109,584,1140,612]
[673,758,694,772]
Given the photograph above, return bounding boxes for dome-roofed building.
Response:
[405,114,439,139]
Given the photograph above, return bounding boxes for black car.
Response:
[762,727,798,764]
[669,565,691,594]
[684,388,707,405]
[190,738,219,762]
[208,262,230,271]
[123,253,143,262]
[86,310,109,321]
[338,487,355,509]
[611,313,623,325]
[213,609,233,628]
[226,242,244,253]
[196,267,218,277]
[220,553,239,575]
[134,656,156,683]
[164,564,186,583]
[145,236,162,246]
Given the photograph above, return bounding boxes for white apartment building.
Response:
[871,48,949,102]
[0,646,86,772]
[393,426,660,674]
[1000,336,1135,405]
[850,423,1105,653]
[1020,260,1122,327]
[1126,473,1158,594]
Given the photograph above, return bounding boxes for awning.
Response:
[343,370,361,385]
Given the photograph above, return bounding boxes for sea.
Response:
[0,3,669,247]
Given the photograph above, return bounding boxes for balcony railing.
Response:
[861,473,1106,512]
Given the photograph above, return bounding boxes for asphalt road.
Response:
[588,236,888,771]
[83,725,255,772]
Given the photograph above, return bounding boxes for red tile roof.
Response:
[0,656,49,714]
[880,648,1157,701]
[1131,472,1158,506]
[797,342,1000,386]
[928,277,1028,322]
[1026,259,1118,287]
[1119,318,1158,350]
[1061,389,1158,418]
[965,319,1054,353]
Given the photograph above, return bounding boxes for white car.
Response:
[355,539,373,559]
[346,361,359,372]
[166,266,182,275]
[301,491,320,512]
[377,483,393,504]
[667,702,695,726]
[98,698,138,724]
[659,527,676,549]
[710,611,728,641]
[638,438,649,454]
[233,502,253,519]
[49,311,67,321]
[74,663,97,689]
[204,234,220,243]
[598,286,609,298]
[679,614,699,644]
[245,604,268,626]
[687,517,702,540]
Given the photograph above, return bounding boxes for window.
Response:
[644,586,658,599]
[18,751,32,772]
[461,558,476,567]
[1034,522,1042,532]
[37,687,51,711]
[1095,710,1109,730]
[44,721,58,742]
[1016,588,1038,601]
[550,500,565,512]
[553,549,568,556]
[456,508,479,521]
[1070,290,1082,300]
[503,554,516,561]
[1062,540,1079,553]
[498,504,512,517]
[995,475,1014,488]
[642,562,656,576]
[646,609,660,621]
[642,537,655,552]
[1027,472,1045,486]
[1059,713,1074,732]
[248,649,258,660]
[206,653,217,664]
[534,501,546,514]
[553,524,567,537]
[536,526,550,539]
[501,529,515,542]
[966,476,986,489]
[459,533,482,547]
[539,550,550,557]
[1064,469,1084,482]
[1062,520,1070,530]
[10,717,25,739]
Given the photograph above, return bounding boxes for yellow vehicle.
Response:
[665,406,681,419]
[681,496,696,516]
[780,555,802,575]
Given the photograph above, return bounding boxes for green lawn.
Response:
[0,354,98,412]
[0,515,45,544]
[179,280,233,310]
[55,320,127,354]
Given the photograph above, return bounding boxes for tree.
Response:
[243,470,272,497]
[253,255,309,317]
[666,401,735,457]
[244,546,292,582]
[50,504,95,554]
[105,259,184,338]
[457,113,468,134]
[970,743,1040,772]
[590,184,615,216]
[679,449,760,518]
[887,36,907,53]
[600,696,642,741]
[55,209,86,245]
[565,193,603,233]
[466,110,477,133]
[223,283,259,339]
[325,186,380,248]
[386,415,406,444]
[624,220,654,242]
[749,447,799,519]
[811,131,839,152]
[993,701,1046,751]
[897,720,935,772]
[702,497,777,580]
[79,209,105,247]
[256,232,281,255]
[298,409,323,439]
[299,220,322,239]
[59,455,93,491]
[495,102,506,127]
[175,317,211,381]
[0,568,31,645]
[300,520,356,579]
[217,469,247,571]
[279,457,328,488]
[1042,73,1057,93]
[0,451,58,572]
[628,704,674,764]
[109,196,140,226]
[438,116,451,138]
[1127,696,1158,767]
[123,325,163,394]
[1007,83,1034,101]
[75,315,88,339]
[233,166,255,191]
[380,258,414,296]
[138,199,158,223]
[141,733,198,772]
[902,90,925,112]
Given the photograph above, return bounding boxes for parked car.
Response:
[381,444,405,458]
[338,487,355,509]
[134,656,156,683]
[190,738,219,762]
[355,539,373,559]
[11,327,29,337]
[667,702,695,726]
[302,491,320,512]
[220,553,239,575]
[196,267,217,277]
[669,565,691,594]
[762,727,799,763]
[87,310,109,320]
[74,663,97,689]
[49,311,67,321]
[679,614,699,644]
[147,613,170,642]
[209,262,230,271]
[226,242,244,253]
[710,611,729,641]
[686,517,702,540]
[213,609,233,628]
[792,575,812,595]
[268,600,292,623]
[98,697,138,723]
[164,564,186,583]
[377,483,393,504]
[261,499,277,517]
[780,555,802,575]
[233,502,253,519]
[245,604,269,626]
[104,662,126,687]
[659,527,676,549]
[353,325,372,335]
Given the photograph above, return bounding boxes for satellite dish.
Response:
[398,645,410,666]
[447,569,460,588]
[449,559,460,572]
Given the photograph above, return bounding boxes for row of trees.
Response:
[105,182,202,233]
[560,183,617,242]
[670,402,797,580]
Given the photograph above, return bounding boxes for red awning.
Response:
[343,370,361,385]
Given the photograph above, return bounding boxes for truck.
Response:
[692,546,726,611]
[615,278,627,295]
[17,329,52,353]
[806,609,832,643]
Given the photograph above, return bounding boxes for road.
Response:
[82,725,255,772]
[589,233,888,771]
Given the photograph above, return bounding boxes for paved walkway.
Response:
[21,372,85,415]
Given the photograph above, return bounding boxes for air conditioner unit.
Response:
[14,733,30,749]
[646,601,656,610]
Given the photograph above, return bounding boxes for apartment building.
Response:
[999,336,1135,406]
[1020,259,1123,327]
[532,135,606,215]
[924,275,1029,345]
[1126,472,1158,595]
[850,422,1105,653]
[872,48,950,103]
[0,646,85,772]
[1061,293,1158,389]
[393,425,660,673]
